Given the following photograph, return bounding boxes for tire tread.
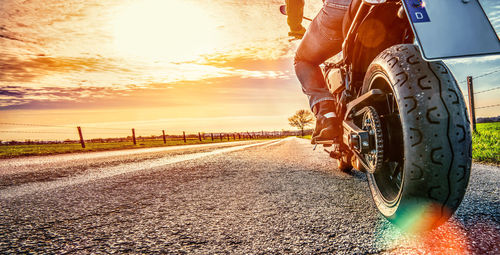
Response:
[364,44,472,228]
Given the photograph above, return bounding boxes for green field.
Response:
[0,138,269,159]
[473,122,500,165]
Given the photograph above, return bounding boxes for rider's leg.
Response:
[294,0,350,143]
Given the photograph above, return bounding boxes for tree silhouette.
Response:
[288,109,314,137]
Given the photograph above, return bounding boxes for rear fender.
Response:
[349,3,412,89]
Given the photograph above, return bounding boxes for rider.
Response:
[286,0,359,143]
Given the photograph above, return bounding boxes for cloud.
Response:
[0,54,131,83]
[0,52,294,109]
[0,0,304,109]
[482,0,500,31]
[0,71,301,110]
[0,86,125,108]
[445,55,500,65]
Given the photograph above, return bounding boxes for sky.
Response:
[0,0,499,140]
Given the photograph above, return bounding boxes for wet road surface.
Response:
[0,138,498,254]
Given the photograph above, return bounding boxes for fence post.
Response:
[183,131,187,143]
[211,133,214,141]
[467,76,477,133]
[132,128,136,145]
[77,126,85,148]
[220,133,223,141]
[162,130,167,144]
[198,132,202,141]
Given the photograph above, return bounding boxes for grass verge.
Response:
[0,138,273,159]
[473,122,499,165]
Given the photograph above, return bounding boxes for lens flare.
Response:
[376,202,469,254]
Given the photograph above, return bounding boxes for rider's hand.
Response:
[288,26,306,39]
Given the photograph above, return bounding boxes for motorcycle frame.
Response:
[344,0,410,83]
[326,0,413,167]
[327,0,412,108]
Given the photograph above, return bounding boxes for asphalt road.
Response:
[0,138,498,254]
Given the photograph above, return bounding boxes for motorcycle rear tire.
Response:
[363,44,472,231]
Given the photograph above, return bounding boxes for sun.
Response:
[111,0,220,62]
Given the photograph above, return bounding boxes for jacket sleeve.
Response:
[285,0,305,32]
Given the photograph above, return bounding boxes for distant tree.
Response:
[288,109,314,137]
[477,115,500,123]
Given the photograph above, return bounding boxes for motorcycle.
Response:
[281,0,500,230]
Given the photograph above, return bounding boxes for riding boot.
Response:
[311,100,341,144]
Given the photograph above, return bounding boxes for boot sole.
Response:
[311,140,334,145]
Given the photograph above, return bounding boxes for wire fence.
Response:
[0,121,307,147]
[460,69,500,115]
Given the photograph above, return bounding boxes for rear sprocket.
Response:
[360,106,384,174]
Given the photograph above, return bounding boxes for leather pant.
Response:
[294,0,352,110]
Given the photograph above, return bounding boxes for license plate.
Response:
[402,0,500,60]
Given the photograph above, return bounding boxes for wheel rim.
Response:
[366,73,405,205]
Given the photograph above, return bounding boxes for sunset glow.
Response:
[0,0,499,141]
[111,0,221,62]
